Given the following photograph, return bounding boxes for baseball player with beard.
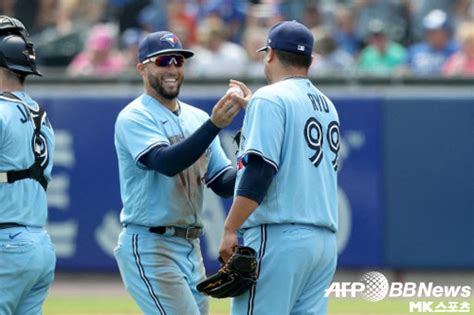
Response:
[0,16,56,314]
[114,31,242,314]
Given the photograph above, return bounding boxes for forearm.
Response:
[224,196,259,232]
[140,119,220,176]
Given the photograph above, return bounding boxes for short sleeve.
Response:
[241,97,284,171]
[115,109,169,166]
[204,135,232,185]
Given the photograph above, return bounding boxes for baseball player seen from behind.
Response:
[113,30,242,315]
[219,20,341,315]
[0,16,56,315]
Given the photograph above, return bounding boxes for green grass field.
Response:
[43,296,473,314]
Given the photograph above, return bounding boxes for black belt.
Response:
[149,226,202,239]
[0,223,25,229]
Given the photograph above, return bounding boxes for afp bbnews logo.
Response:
[324,271,471,302]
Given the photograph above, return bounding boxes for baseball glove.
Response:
[197,246,257,298]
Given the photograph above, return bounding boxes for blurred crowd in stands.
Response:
[1,0,473,78]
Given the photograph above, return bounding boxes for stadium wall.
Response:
[29,81,473,272]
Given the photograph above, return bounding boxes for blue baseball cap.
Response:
[257,20,313,56]
[138,31,194,62]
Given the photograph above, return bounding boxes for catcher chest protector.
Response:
[0,92,49,191]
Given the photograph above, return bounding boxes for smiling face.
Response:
[139,54,185,101]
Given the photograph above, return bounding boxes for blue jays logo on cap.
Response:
[138,31,194,62]
[160,33,178,47]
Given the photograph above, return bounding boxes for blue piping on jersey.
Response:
[244,150,279,172]
[132,234,166,314]
[247,224,267,315]
[135,141,169,168]
[205,164,232,185]
[186,240,195,274]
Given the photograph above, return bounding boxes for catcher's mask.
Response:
[0,15,41,76]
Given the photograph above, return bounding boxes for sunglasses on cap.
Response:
[143,55,185,67]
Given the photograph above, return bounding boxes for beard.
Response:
[148,72,183,100]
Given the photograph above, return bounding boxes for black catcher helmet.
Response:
[0,15,28,36]
[0,15,41,76]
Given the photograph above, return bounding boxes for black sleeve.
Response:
[236,154,276,204]
[208,168,236,198]
[139,119,220,177]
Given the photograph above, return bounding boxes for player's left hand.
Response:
[228,80,252,109]
[219,229,238,263]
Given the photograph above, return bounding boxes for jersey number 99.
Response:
[304,117,340,171]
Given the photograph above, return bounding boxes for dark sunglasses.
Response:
[143,55,185,67]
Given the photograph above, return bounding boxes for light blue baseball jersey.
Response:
[115,94,231,228]
[236,78,340,232]
[0,91,55,227]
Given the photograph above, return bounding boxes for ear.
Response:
[136,63,145,76]
[266,48,274,63]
